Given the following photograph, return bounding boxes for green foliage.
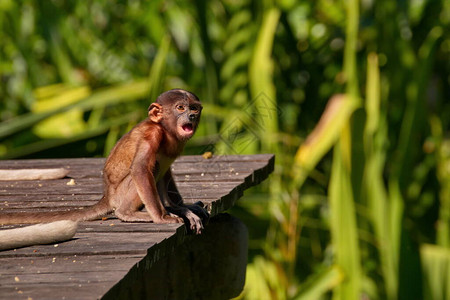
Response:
[421,244,450,300]
[1,1,450,299]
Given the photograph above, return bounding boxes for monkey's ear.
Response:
[148,103,163,123]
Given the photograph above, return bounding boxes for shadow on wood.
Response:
[104,214,248,300]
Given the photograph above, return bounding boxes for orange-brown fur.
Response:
[0,89,208,235]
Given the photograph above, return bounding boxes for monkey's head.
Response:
[148,89,202,141]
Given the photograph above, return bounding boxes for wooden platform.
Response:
[0,154,274,300]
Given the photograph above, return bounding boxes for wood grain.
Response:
[0,154,274,299]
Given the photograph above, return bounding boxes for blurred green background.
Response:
[1,0,449,299]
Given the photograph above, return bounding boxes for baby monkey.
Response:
[0,89,208,235]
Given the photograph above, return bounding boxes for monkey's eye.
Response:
[190,105,201,113]
[176,105,185,111]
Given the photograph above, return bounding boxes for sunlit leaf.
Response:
[292,94,359,187]
[295,266,344,300]
[421,244,450,300]
[32,85,91,138]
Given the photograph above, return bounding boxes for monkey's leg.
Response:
[113,177,182,223]
[113,196,146,222]
[116,202,183,223]
[113,178,154,222]
[115,210,153,222]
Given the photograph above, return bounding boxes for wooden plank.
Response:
[0,231,187,298]
[0,154,275,299]
[0,158,105,168]
[1,282,114,300]
[0,254,143,300]
[0,180,242,193]
[0,194,101,202]
[1,187,244,215]
[76,221,183,233]
[0,201,101,210]
[174,153,274,162]
[0,220,183,234]
[0,232,165,258]
[0,254,144,276]
[0,177,102,188]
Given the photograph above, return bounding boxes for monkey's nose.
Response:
[189,114,196,121]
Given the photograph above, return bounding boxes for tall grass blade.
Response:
[363,53,397,299]
[290,94,358,294]
[343,0,360,98]
[295,266,344,300]
[430,116,450,248]
[421,244,450,300]
[148,35,171,101]
[249,7,280,153]
[393,26,443,189]
[364,53,380,138]
[292,95,359,188]
[329,139,362,300]
[243,256,287,300]
[390,25,443,300]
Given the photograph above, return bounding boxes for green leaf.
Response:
[292,94,359,188]
[295,266,344,300]
[329,139,362,300]
[421,244,450,300]
[0,80,150,140]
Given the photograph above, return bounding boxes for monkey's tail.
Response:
[0,197,112,225]
[0,220,78,251]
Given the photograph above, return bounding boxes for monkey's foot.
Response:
[185,210,204,235]
[166,206,205,235]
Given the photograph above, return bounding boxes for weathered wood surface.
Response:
[0,154,274,300]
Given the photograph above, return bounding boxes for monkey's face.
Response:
[171,100,202,141]
[149,89,203,141]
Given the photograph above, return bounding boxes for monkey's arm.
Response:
[130,141,182,224]
[158,169,209,234]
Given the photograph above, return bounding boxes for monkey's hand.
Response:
[166,201,209,235]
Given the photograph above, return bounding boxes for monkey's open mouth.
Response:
[181,123,194,134]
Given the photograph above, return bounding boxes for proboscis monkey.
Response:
[0,89,209,245]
